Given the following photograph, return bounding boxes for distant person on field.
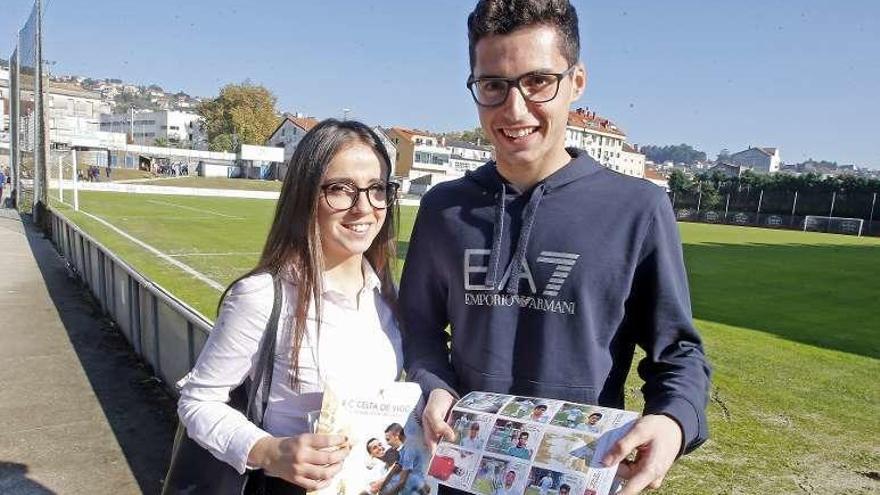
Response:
[401,2,711,495]
[175,119,403,492]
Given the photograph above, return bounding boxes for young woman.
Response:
[176,119,402,492]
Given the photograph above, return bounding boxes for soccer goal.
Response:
[803,215,864,236]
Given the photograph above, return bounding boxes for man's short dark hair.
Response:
[467,0,580,70]
[385,422,406,440]
[559,483,570,493]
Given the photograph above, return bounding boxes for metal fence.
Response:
[671,188,880,236]
[48,207,213,396]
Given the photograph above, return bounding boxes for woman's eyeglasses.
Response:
[320,180,400,211]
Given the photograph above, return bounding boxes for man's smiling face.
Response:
[472,24,585,176]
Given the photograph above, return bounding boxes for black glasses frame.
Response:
[320,181,400,211]
[466,65,577,107]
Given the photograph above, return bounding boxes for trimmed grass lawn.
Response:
[50,191,879,494]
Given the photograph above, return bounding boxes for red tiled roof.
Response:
[622,142,641,154]
[644,167,666,181]
[269,115,321,141]
[567,108,626,137]
[291,116,319,131]
[390,126,436,142]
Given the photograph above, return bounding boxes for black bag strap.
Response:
[245,275,283,426]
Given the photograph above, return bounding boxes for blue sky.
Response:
[3,0,879,168]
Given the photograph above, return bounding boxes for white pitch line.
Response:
[61,206,225,292]
[147,199,242,219]
[169,251,261,258]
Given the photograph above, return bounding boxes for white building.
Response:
[620,143,646,178]
[448,140,493,173]
[99,110,203,146]
[728,146,780,173]
[265,114,320,164]
[565,108,645,177]
[0,67,9,131]
[46,83,112,147]
[372,126,399,176]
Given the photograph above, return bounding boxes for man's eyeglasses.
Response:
[466,65,577,107]
[320,180,400,211]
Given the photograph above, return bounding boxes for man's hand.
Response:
[422,388,457,453]
[601,414,683,495]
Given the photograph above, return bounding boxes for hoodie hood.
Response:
[465,148,604,293]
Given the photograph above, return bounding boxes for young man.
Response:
[529,404,549,423]
[460,422,483,450]
[538,472,554,495]
[384,423,430,495]
[494,470,518,495]
[505,431,532,459]
[400,1,710,494]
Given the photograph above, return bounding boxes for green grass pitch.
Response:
[50,190,879,494]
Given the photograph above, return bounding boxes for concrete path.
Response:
[0,206,176,494]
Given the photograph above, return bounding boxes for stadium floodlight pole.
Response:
[71,149,79,211]
[724,193,730,221]
[790,190,799,227]
[58,154,63,202]
[869,192,877,235]
[696,181,702,213]
[757,189,764,223]
[828,191,837,232]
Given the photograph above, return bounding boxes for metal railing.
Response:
[48,206,213,396]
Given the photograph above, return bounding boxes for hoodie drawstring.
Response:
[484,182,507,290]
[504,183,546,294]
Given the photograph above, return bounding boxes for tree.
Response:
[198,82,279,152]
[460,127,487,145]
[640,144,707,165]
[667,169,690,196]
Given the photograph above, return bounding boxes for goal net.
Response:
[803,215,864,236]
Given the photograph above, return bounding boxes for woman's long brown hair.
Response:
[218,119,398,387]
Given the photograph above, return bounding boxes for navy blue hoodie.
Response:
[400,149,710,454]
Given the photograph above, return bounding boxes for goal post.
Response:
[803,215,864,237]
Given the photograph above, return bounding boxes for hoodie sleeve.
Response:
[626,192,711,455]
[399,197,460,399]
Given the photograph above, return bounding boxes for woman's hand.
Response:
[249,434,351,490]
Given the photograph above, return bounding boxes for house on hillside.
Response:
[265,113,320,169]
[708,161,749,178]
[644,167,668,191]
[565,107,644,178]
[388,127,458,193]
[372,126,399,176]
[728,146,780,173]
[448,140,493,173]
